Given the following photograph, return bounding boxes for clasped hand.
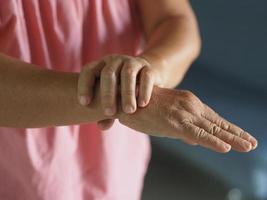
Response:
[76,54,258,153]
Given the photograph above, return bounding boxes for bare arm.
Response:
[0,53,108,128]
[0,54,257,153]
[136,0,201,88]
[75,0,201,119]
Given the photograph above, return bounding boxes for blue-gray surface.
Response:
[190,0,267,88]
[151,0,267,199]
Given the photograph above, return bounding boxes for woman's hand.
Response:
[77,54,164,130]
[118,86,258,153]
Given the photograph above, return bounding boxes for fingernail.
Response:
[79,95,90,106]
[139,100,146,107]
[252,141,258,150]
[224,144,231,151]
[250,138,258,150]
[244,142,252,152]
[125,105,134,113]
[105,108,114,116]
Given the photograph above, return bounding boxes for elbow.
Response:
[184,34,201,66]
[176,14,202,62]
[182,34,201,65]
[180,9,202,62]
[194,33,202,60]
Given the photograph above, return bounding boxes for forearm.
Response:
[0,54,108,128]
[138,13,201,88]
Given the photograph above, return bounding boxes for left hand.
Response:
[77,54,164,130]
[117,86,258,152]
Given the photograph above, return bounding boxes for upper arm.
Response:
[136,0,195,40]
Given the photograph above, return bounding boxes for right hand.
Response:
[77,55,164,130]
[118,86,258,153]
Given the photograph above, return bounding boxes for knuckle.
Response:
[136,56,151,66]
[125,68,135,76]
[221,121,230,130]
[125,58,140,68]
[224,123,232,131]
[122,69,136,79]
[142,65,150,72]
[102,67,115,77]
[181,90,196,100]
[196,127,206,140]
[123,89,135,96]
[230,135,237,144]
[180,118,192,126]
[216,119,224,128]
[141,67,153,78]
[126,58,137,65]
[210,124,221,135]
[238,129,245,137]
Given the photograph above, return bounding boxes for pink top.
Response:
[0,1,151,200]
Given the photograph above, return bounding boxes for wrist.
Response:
[115,85,163,123]
[136,52,168,87]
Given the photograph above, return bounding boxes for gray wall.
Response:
[190,0,267,89]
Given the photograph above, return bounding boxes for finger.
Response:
[182,121,231,153]
[97,119,115,130]
[181,138,198,146]
[100,58,123,116]
[138,66,155,107]
[121,59,144,114]
[77,60,105,106]
[195,117,252,152]
[203,105,258,149]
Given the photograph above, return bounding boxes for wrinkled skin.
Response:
[117,86,258,153]
[77,54,164,130]
[77,56,258,153]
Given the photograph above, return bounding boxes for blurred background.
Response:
[142,0,267,200]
